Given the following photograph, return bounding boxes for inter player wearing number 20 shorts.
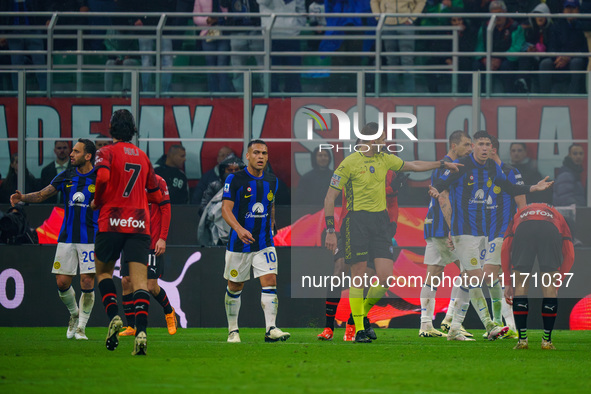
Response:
[91,109,162,356]
[221,139,290,343]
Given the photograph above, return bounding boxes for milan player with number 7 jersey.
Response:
[91,109,162,356]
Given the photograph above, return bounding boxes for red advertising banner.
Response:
[0,97,586,189]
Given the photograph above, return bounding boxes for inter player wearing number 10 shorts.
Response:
[91,109,162,356]
[221,139,290,343]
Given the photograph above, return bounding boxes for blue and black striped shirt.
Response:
[222,169,278,253]
[486,162,523,241]
[424,155,453,239]
[433,154,530,237]
[51,167,99,244]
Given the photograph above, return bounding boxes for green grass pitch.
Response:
[1,327,589,393]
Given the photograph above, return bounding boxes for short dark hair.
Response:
[78,138,96,163]
[109,109,137,142]
[168,144,185,154]
[472,130,491,142]
[568,143,584,154]
[359,122,381,138]
[248,139,267,149]
[510,142,526,151]
[489,135,499,151]
[449,130,470,147]
[54,140,69,147]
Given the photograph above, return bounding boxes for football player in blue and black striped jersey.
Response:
[221,139,290,343]
[11,138,97,340]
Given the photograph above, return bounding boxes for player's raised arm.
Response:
[10,185,57,206]
[401,160,463,173]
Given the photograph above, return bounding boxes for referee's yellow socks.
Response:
[349,287,365,331]
[363,284,388,315]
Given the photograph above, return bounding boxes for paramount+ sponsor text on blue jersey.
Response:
[51,167,99,244]
[424,155,453,239]
[222,169,278,253]
[487,162,523,241]
[433,154,530,237]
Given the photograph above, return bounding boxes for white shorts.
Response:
[52,243,96,276]
[483,237,503,267]
[424,237,458,267]
[224,246,278,282]
[452,235,486,272]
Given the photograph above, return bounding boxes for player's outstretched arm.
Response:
[221,199,255,244]
[400,160,463,173]
[10,185,57,206]
[437,190,452,231]
[529,176,554,193]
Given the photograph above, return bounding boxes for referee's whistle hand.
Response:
[325,232,337,253]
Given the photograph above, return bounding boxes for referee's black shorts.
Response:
[342,210,393,265]
[95,232,150,265]
[510,220,562,274]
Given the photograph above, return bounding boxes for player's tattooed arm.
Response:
[438,190,452,230]
[11,185,57,205]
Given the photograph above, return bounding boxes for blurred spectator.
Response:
[1,0,48,91]
[308,0,326,30]
[474,0,525,93]
[199,155,245,214]
[95,135,111,150]
[220,0,264,92]
[295,148,339,211]
[539,0,588,94]
[371,0,426,93]
[553,143,587,206]
[40,141,71,204]
[49,0,90,51]
[193,0,233,93]
[191,146,235,204]
[103,27,140,94]
[509,142,551,203]
[86,0,116,50]
[425,11,477,93]
[0,154,38,203]
[515,2,558,93]
[258,0,306,93]
[156,145,189,204]
[320,0,375,93]
[118,0,176,93]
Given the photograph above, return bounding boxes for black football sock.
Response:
[98,279,118,321]
[325,297,340,330]
[154,288,173,315]
[347,313,354,325]
[513,297,528,340]
[542,298,558,342]
[133,289,150,335]
[122,293,135,328]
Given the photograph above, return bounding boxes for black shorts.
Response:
[120,250,164,279]
[95,232,150,266]
[334,234,376,270]
[342,210,393,265]
[510,220,562,274]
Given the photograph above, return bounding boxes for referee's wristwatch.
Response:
[439,159,446,170]
[326,228,336,234]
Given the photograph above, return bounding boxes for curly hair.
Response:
[109,109,137,142]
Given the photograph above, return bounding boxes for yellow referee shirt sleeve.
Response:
[329,159,350,191]
[387,154,404,172]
